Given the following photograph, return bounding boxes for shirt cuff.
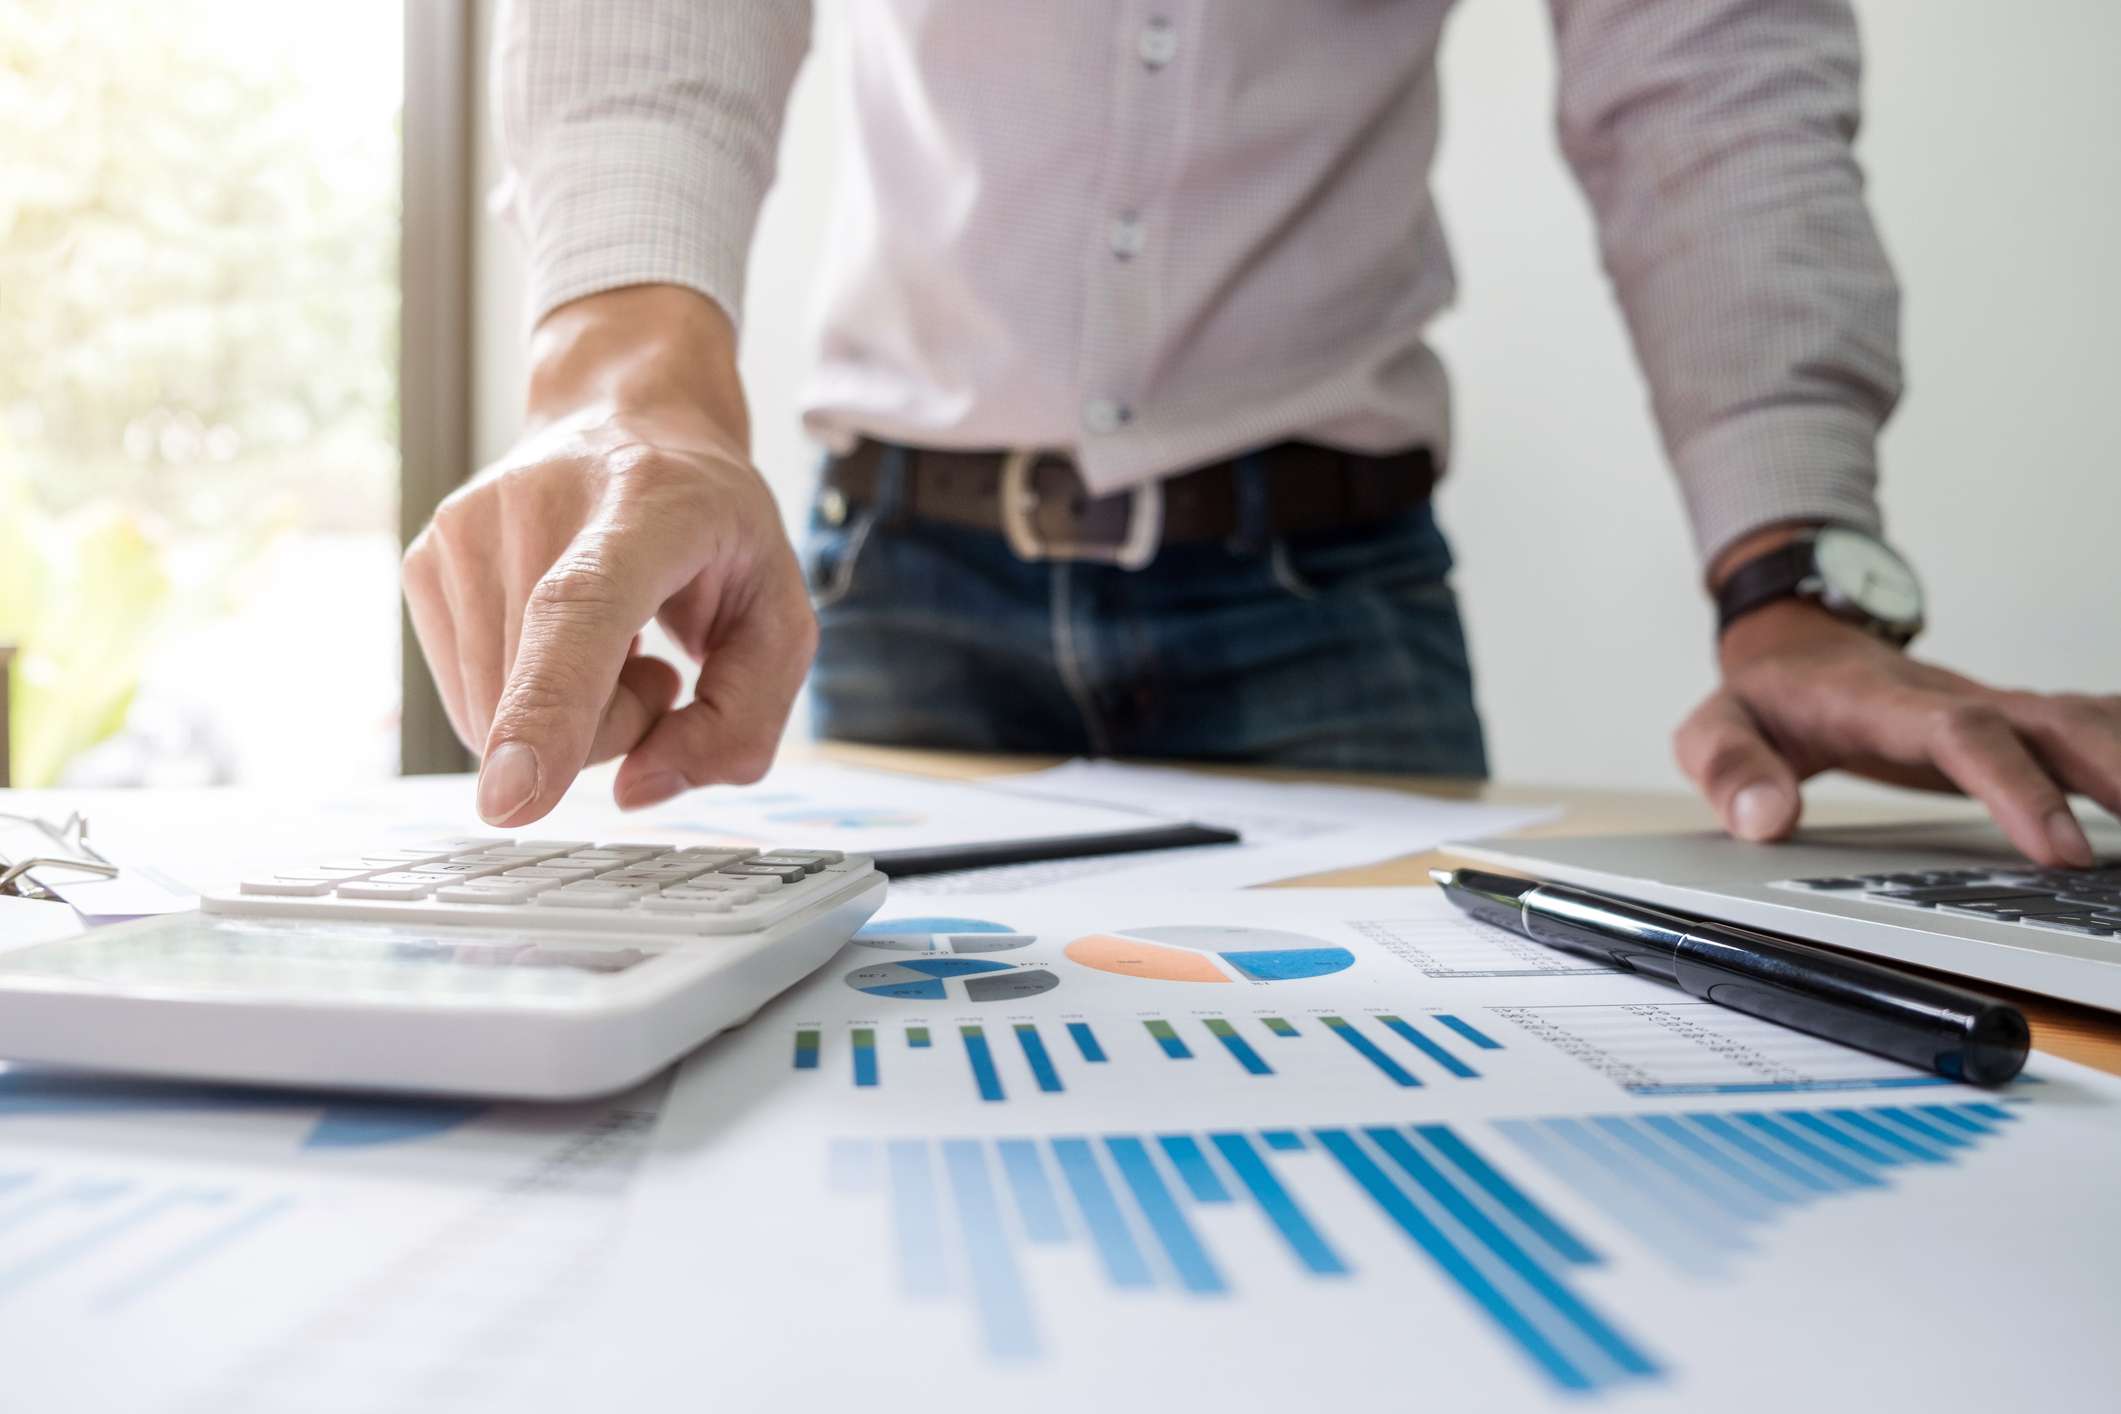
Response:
[506,120,769,333]
[1673,402,1885,568]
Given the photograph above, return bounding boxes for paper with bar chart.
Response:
[600,887,2121,1412]
[1,1065,668,1412]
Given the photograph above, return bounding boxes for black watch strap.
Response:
[1715,539,1815,634]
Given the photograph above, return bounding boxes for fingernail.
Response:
[618,770,683,811]
[477,742,539,824]
[2046,809,2094,868]
[1731,784,1787,841]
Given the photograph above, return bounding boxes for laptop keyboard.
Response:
[1779,862,2121,938]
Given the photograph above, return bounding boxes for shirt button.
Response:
[1082,399,1132,435]
[1108,213,1146,260]
[1138,18,1177,70]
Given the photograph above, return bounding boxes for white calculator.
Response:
[0,838,885,1100]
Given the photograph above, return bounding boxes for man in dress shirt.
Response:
[403,1,2121,863]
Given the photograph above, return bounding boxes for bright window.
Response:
[0,1,401,787]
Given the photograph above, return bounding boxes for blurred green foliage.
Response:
[0,1,399,783]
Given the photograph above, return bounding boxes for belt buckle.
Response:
[999,449,1164,571]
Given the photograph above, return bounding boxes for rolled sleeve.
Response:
[1549,0,1903,567]
[493,0,811,330]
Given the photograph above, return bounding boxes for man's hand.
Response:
[1676,598,2121,866]
[402,287,816,826]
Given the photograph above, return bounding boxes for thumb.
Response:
[479,561,650,826]
[1674,690,1803,842]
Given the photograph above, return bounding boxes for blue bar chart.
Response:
[827,1120,1658,1394]
[0,1171,296,1311]
[1499,1100,2021,1276]
[795,1012,1505,1100]
[1492,1003,1957,1096]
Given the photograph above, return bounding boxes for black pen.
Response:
[872,822,1240,878]
[1431,866,2030,1086]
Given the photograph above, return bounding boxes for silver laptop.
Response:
[1449,816,2121,1012]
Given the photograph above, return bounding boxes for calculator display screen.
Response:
[0,915,664,1006]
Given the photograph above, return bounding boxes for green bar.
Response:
[1263,1017,1299,1037]
[1145,1019,1178,1040]
[907,1026,932,1048]
[794,1028,821,1070]
[1204,1018,1236,1037]
[852,1028,876,1047]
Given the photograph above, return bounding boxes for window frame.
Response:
[398,0,478,775]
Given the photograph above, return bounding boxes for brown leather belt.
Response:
[822,440,1437,568]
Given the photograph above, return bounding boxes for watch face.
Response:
[1814,527,1923,627]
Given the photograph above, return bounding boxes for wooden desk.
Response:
[817,741,2121,1076]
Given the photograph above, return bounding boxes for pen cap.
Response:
[1672,927,2029,1087]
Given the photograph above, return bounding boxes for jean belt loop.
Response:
[872,442,912,525]
[1228,450,1273,556]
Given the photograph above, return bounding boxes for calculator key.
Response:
[412,860,512,877]
[567,849,645,863]
[362,849,457,863]
[367,871,453,887]
[769,849,844,865]
[661,882,759,900]
[640,894,731,914]
[240,877,339,896]
[611,865,708,882]
[720,864,807,882]
[336,879,435,900]
[535,890,635,909]
[506,864,596,882]
[670,848,756,864]
[558,879,664,895]
[594,843,670,856]
[752,854,827,875]
[436,883,543,903]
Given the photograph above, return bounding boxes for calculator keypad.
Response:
[231,841,872,936]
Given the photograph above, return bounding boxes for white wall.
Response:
[473,0,2121,793]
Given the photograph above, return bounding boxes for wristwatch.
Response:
[1715,526,1925,646]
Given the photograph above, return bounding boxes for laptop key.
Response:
[1864,885,2047,906]
[2032,916,2114,936]
[1796,877,1866,889]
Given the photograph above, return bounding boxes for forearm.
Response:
[526,286,751,455]
[1549,0,1902,567]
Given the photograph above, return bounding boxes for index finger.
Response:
[478,541,655,826]
[1917,701,2094,868]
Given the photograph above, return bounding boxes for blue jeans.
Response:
[805,452,1488,775]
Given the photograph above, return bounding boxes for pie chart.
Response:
[843,957,1061,1003]
[1064,926,1355,984]
[853,916,1035,954]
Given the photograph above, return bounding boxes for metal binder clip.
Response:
[0,810,119,900]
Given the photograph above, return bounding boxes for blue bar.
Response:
[0,1189,210,1301]
[1207,1022,1274,1076]
[829,1139,880,1193]
[1380,1016,1479,1078]
[960,1026,1005,1103]
[1640,1114,1798,1205]
[1827,1107,1946,1164]
[1145,1021,1193,1059]
[1591,1115,1770,1223]
[941,1140,1040,1359]
[1500,1121,1718,1277]
[1435,1013,1504,1050]
[851,1030,878,1088]
[1873,1105,1969,1150]
[1415,1125,1600,1267]
[1158,1136,1231,1204]
[1920,1103,1991,1135]
[1323,1017,1421,1087]
[1014,1025,1063,1094]
[998,1140,1069,1243]
[1105,1138,1226,1294]
[1685,1114,1834,1195]
[887,1141,950,1298]
[1209,1133,1348,1276]
[1785,1111,1899,1167]
[1736,1113,1886,1188]
[1546,1119,1745,1253]
[1262,1130,1306,1152]
[92,1194,293,1312]
[1051,1139,1154,1288]
[1369,1128,1659,1379]
[1966,1101,2019,1123]
[1316,1129,1593,1393]
[1066,1022,1107,1063]
[1625,1076,1950,1096]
